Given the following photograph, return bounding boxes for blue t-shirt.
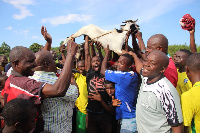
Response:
[105,70,138,120]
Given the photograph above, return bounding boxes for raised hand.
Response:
[95,41,102,50]
[59,45,66,53]
[112,96,121,106]
[104,44,110,54]
[41,26,52,43]
[135,31,142,39]
[189,27,195,34]
[66,40,78,56]
[88,90,102,102]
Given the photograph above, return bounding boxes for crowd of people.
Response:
[0,21,199,133]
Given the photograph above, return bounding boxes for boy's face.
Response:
[142,52,163,78]
[117,56,130,72]
[91,56,101,72]
[21,108,37,133]
[77,61,85,74]
[174,51,187,68]
[105,83,115,97]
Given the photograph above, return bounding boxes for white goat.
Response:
[63,20,138,54]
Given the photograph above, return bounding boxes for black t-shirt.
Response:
[86,67,109,113]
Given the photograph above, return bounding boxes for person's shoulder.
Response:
[167,57,176,70]
[160,77,174,87]
[183,82,200,97]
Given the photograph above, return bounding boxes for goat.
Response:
[63,20,138,54]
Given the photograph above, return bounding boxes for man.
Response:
[29,50,78,133]
[136,33,178,87]
[1,98,37,133]
[181,53,200,132]
[174,49,192,96]
[1,40,78,132]
[130,50,183,132]
[101,46,138,132]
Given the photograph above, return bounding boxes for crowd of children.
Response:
[0,16,199,133]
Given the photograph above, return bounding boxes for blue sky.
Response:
[1,0,200,49]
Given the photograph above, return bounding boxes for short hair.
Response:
[121,53,134,66]
[104,80,115,85]
[77,60,85,64]
[9,46,33,64]
[179,49,192,57]
[2,98,36,126]
[186,53,200,72]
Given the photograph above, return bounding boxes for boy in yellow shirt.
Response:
[75,60,88,133]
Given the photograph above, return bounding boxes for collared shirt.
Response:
[164,57,178,87]
[1,70,45,105]
[176,70,192,96]
[181,81,200,133]
[136,74,183,133]
[29,71,78,133]
[1,70,45,132]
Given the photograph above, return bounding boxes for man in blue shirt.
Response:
[101,48,138,133]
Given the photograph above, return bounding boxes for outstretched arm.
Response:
[41,40,78,98]
[189,28,196,53]
[85,36,91,71]
[41,26,52,51]
[100,45,110,76]
[90,41,96,58]
[59,45,66,64]
[135,31,147,60]
[96,42,104,61]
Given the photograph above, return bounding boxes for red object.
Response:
[179,14,195,31]
[164,57,178,87]
[108,61,115,68]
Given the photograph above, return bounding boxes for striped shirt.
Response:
[29,71,78,133]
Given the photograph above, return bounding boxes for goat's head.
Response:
[120,19,139,31]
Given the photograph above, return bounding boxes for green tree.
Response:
[197,45,200,53]
[0,42,11,57]
[60,41,64,46]
[29,43,42,53]
[168,44,190,58]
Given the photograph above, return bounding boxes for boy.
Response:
[105,80,121,133]
[74,60,88,133]
[89,80,120,133]
[84,36,111,133]
[181,53,200,132]
[1,98,37,133]
[129,50,183,132]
